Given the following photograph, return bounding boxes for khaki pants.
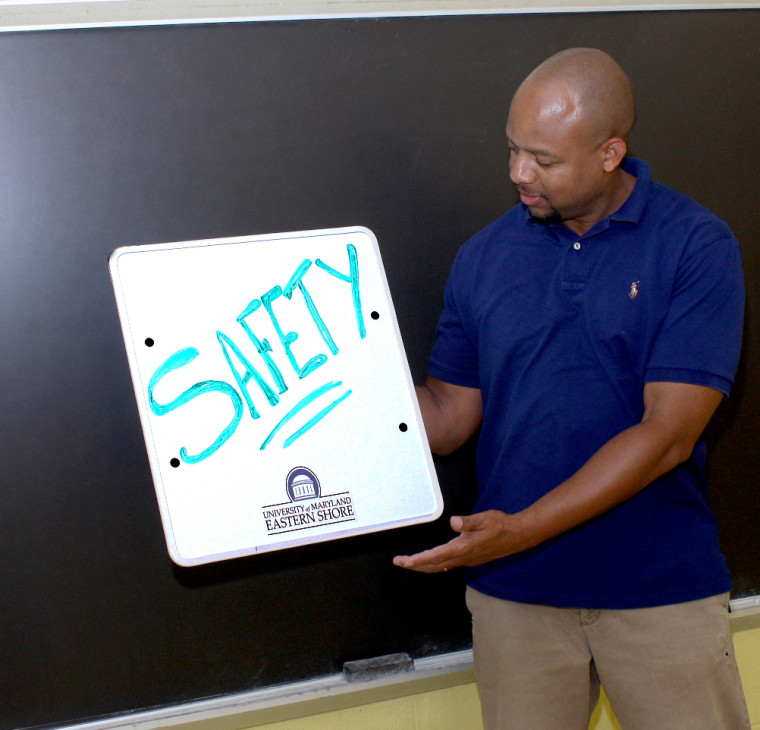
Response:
[466,587,750,730]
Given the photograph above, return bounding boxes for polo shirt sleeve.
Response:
[427,249,481,389]
[645,223,745,395]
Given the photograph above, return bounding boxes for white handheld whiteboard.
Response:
[109,227,442,566]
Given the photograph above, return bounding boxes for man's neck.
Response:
[563,168,637,236]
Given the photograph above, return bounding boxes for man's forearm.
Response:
[515,382,723,551]
[516,419,693,549]
[415,383,459,455]
[395,382,723,573]
[415,377,483,456]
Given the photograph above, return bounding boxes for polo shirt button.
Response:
[573,242,581,250]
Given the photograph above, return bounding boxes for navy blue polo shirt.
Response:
[429,158,744,609]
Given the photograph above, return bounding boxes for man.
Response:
[394,48,750,729]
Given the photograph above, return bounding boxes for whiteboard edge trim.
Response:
[109,226,443,567]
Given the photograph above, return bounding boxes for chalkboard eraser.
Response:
[342,652,414,683]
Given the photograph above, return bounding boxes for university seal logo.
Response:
[286,466,320,502]
[261,466,355,536]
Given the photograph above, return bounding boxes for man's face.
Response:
[506,82,608,231]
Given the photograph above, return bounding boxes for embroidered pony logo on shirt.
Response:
[629,281,640,300]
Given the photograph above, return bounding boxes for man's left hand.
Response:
[393,510,529,573]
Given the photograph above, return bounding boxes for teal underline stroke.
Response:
[282,389,352,449]
[259,381,351,450]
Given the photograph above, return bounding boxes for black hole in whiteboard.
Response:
[371,311,380,320]
[170,458,180,468]
[145,338,155,347]
[399,423,408,432]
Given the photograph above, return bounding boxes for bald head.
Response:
[506,49,638,234]
[514,48,635,147]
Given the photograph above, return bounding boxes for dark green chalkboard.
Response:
[0,10,758,729]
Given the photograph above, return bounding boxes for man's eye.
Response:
[537,160,555,168]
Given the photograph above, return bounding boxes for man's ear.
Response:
[602,137,628,172]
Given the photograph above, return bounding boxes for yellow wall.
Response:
[242,618,760,730]
[736,622,760,729]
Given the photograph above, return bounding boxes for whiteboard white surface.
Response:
[109,227,442,566]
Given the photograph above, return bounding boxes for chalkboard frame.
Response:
[1,8,758,729]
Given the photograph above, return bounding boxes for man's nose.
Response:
[509,153,535,185]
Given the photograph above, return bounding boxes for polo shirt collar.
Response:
[611,157,650,224]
